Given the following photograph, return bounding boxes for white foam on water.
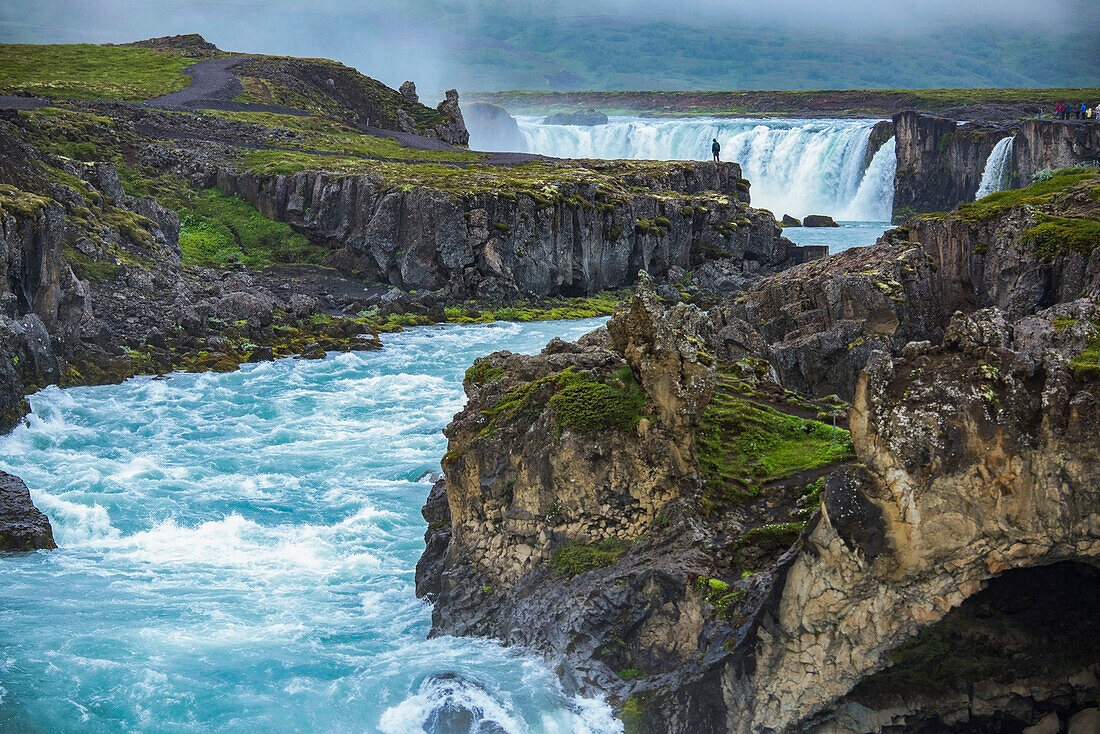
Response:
[0,318,620,733]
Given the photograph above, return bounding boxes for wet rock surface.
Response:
[0,471,56,550]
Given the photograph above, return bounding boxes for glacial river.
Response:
[0,318,619,734]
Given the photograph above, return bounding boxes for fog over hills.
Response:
[2,0,1097,98]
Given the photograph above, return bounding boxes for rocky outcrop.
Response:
[712,234,947,400]
[1013,119,1100,185]
[0,471,56,550]
[543,108,608,126]
[715,302,1100,734]
[425,274,713,600]
[419,168,1100,733]
[781,214,802,227]
[464,102,527,153]
[213,161,805,301]
[802,214,839,227]
[892,111,1014,218]
[892,113,1100,219]
[432,89,469,147]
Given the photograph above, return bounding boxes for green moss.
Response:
[696,377,854,507]
[465,361,506,385]
[1068,324,1100,380]
[1020,215,1100,261]
[735,522,805,556]
[63,246,122,280]
[178,188,326,268]
[620,696,649,734]
[0,43,194,101]
[616,668,646,681]
[549,365,646,434]
[0,184,53,219]
[955,168,1098,225]
[550,538,630,577]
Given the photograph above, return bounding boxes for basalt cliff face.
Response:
[893,111,1100,219]
[210,161,798,301]
[418,170,1100,733]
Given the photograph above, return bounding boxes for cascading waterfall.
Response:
[975,136,1015,199]
[514,116,897,221]
[841,137,896,222]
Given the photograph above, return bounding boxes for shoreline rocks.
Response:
[0,471,56,550]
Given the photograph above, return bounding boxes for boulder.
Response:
[0,472,56,550]
[1068,708,1100,734]
[803,214,840,227]
[398,80,419,104]
[781,214,802,227]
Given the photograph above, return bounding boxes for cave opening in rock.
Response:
[840,561,1100,733]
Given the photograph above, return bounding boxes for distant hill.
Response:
[1,0,1097,94]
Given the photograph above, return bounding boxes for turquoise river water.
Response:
[0,318,620,734]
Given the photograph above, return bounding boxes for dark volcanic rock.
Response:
[543,108,608,126]
[802,214,839,227]
[781,214,802,227]
[0,471,56,550]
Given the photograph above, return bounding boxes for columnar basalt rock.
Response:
[212,162,799,301]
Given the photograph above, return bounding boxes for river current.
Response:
[0,318,619,734]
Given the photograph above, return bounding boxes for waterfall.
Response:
[975,136,1015,199]
[513,116,897,221]
[841,137,896,222]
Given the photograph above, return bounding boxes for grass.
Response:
[954,167,1098,225]
[480,365,648,438]
[550,539,630,577]
[209,111,484,163]
[1021,215,1100,260]
[178,188,326,269]
[0,43,193,101]
[1069,324,1100,380]
[696,374,854,506]
[444,290,626,324]
[239,151,730,207]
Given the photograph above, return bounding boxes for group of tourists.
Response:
[1052,102,1099,120]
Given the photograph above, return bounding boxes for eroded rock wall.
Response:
[211,162,801,301]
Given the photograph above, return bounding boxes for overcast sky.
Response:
[1,0,1094,96]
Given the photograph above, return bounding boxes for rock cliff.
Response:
[211,161,803,301]
[892,112,1100,219]
[0,471,56,550]
[418,169,1100,733]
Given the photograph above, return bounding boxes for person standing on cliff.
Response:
[712,138,721,162]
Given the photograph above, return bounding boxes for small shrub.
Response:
[550,539,629,577]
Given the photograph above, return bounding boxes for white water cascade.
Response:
[975,135,1015,199]
[514,116,898,221]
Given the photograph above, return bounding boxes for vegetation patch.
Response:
[209,111,484,163]
[550,539,630,577]
[178,188,327,268]
[0,43,193,101]
[464,360,506,386]
[696,375,854,506]
[954,168,1098,225]
[1068,323,1100,380]
[1020,215,1100,261]
[549,365,646,434]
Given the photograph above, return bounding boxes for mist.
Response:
[2,0,1096,97]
